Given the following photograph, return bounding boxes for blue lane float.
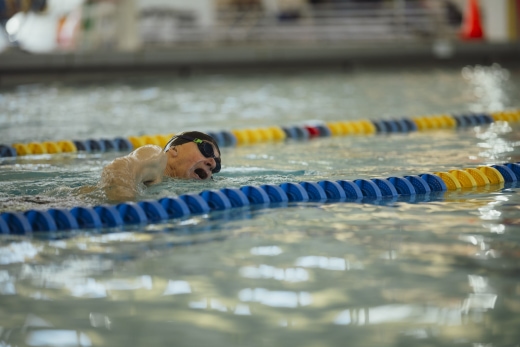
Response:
[1,212,32,235]
[403,118,418,132]
[371,178,399,197]
[336,180,363,200]
[382,120,400,133]
[138,200,169,222]
[477,114,494,124]
[220,188,250,208]
[0,216,10,234]
[47,208,79,231]
[1,162,519,235]
[113,137,134,151]
[221,131,238,147]
[453,113,493,127]
[0,145,17,157]
[280,182,309,202]
[179,194,211,214]
[70,207,102,229]
[25,210,53,232]
[388,177,417,195]
[505,163,520,180]
[117,202,148,224]
[318,180,347,200]
[158,197,191,219]
[404,175,431,194]
[492,164,517,182]
[240,186,271,205]
[354,179,382,199]
[94,205,124,227]
[315,125,332,137]
[73,140,91,152]
[207,132,225,148]
[25,210,58,232]
[200,190,232,210]
[371,120,387,133]
[299,182,327,201]
[283,126,309,141]
[259,184,289,203]
[396,119,414,132]
[419,174,447,191]
[100,139,117,151]
[87,139,106,152]
[371,118,416,134]
[454,115,475,127]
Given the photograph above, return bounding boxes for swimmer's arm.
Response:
[99,145,167,201]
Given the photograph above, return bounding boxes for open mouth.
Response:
[194,168,209,180]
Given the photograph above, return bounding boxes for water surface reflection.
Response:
[1,187,520,346]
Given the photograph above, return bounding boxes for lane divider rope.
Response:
[1,110,518,157]
[1,162,519,235]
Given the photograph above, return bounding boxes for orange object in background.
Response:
[460,0,484,40]
[57,8,82,51]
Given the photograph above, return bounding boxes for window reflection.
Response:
[89,313,112,330]
[0,270,15,295]
[333,276,498,327]
[478,206,502,220]
[239,288,312,308]
[462,275,497,314]
[234,304,251,316]
[162,280,192,295]
[0,242,41,265]
[187,298,252,316]
[68,278,107,298]
[30,291,51,300]
[250,246,282,256]
[210,299,228,312]
[66,274,154,298]
[26,330,92,347]
[475,121,513,154]
[482,223,505,234]
[461,294,497,314]
[459,235,499,259]
[104,275,152,291]
[295,256,349,270]
[334,305,462,326]
[239,265,309,282]
[0,314,93,347]
[189,299,207,309]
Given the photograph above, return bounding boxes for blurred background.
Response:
[0,0,518,83]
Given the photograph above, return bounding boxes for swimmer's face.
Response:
[164,141,220,180]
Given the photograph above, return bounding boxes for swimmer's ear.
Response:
[166,146,179,157]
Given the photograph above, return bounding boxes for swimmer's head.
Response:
[163,131,221,180]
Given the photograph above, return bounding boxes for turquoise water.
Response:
[1,63,520,347]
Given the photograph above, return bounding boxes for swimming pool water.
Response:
[0,63,520,347]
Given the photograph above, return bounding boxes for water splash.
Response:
[461,64,511,112]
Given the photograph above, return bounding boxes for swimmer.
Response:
[99,131,221,201]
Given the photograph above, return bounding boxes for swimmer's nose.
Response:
[205,157,216,171]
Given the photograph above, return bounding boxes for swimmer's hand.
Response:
[99,145,167,201]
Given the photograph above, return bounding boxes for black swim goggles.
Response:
[174,135,221,174]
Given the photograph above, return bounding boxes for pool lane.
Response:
[1,110,519,157]
[1,162,519,235]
